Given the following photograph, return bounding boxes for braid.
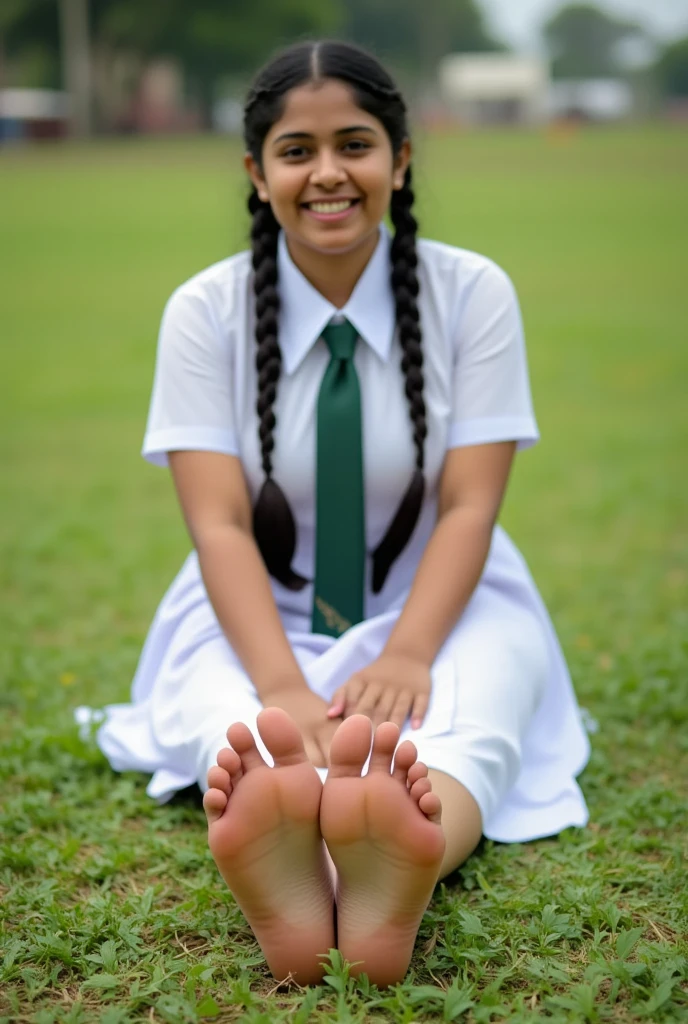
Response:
[391,167,426,471]
[249,187,307,592]
[371,167,426,594]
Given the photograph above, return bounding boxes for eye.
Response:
[342,139,370,153]
[281,145,310,160]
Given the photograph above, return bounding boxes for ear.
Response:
[244,152,270,203]
[392,138,412,191]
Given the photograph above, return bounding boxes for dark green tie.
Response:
[312,319,365,637]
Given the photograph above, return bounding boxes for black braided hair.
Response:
[243,40,425,593]
[371,165,426,593]
[249,187,308,590]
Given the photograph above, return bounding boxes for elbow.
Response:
[444,500,499,530]
[192,519,253,559]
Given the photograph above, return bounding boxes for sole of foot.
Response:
[320,715,445,987]
[203,707,334,984]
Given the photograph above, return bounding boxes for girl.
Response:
[87,40,590,986]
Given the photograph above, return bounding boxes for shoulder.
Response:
[161,250,253,329]
[417,237,517,304]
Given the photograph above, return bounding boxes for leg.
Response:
[204,707,334,984]
[321,716,445,988]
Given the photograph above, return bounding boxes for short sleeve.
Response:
[448,261,539,451]
[142,285,239,467]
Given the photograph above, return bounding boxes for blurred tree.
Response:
[60,0,91,136]
[543,3,645,79]
[0,0,343,128]
[654,36,688,98]
[0,0,60,88]
[342,0,503,79]
[94,0,343,121]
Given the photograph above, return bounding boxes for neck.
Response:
[285,230,380,309]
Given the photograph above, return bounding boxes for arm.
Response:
[169,449,339,763]
[169,450,302,696]
[329,440,516,727]
[385,440,516,666]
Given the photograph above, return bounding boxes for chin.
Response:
[298,226,379,258]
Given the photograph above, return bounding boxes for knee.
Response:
[457,726,523,824]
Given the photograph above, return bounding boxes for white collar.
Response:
[277,225,395,374]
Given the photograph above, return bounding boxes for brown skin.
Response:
[245,78,410,307]
[169,77,516,763]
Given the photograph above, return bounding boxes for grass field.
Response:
[1,126,687,1023]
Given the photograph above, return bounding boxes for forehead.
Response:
[267,79,381,138]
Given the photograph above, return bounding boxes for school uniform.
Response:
[80,225,590,842]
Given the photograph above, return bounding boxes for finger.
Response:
[354,683,383,722]
[373,688,399,728]
[328,685,346,718]
[343,675,366,717]
[389,691,412,729]
[410,692,430,730]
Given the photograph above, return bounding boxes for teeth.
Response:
[309,200,354,213]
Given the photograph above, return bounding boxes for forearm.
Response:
[195,524,305,698]
[383,506,494,667]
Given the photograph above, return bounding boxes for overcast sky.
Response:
[479,0,688,51]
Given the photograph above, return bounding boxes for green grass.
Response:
[1,126,687,1022]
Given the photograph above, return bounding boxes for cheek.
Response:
[265,168,305,207]
[355,159,395,203]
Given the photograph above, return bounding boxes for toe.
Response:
[219,741,245,778]
[327,714,372,779]
[406,761,428,788]
[368,721,400,774]
[217,746,242,781]
[392,740,417,782]
[410,777,432,803]
[419,791,442,824]
[203,786,228,824]
[226,721,266,772]
[257,707,310,768]
[207,765,232,797]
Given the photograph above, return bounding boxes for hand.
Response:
[264,680,341,769]
[327,654,432,730]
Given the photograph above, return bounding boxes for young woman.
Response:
[88,40,590,986]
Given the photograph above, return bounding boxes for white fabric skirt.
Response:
[79,526,590,843]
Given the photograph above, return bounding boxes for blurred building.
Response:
[547,80,635,122]
[0,89,70,141]
[438,54,549,125]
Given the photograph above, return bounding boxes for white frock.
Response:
[80,228,590,843]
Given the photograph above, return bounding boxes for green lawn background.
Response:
[1,127,686,1022]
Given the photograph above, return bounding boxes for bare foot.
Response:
[320,715,445,987]
[203,707,334,983]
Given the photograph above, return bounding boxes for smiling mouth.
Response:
[302,199,360,213]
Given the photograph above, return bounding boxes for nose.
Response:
[309,147,347,190]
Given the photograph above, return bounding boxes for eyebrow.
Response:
[273,125,378,145]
